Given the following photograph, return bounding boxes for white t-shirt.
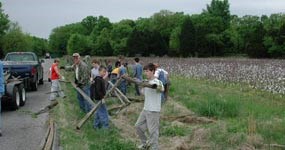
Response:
[91,67,99,79]
[75,65,79,80]
[143,78,164,112]
[154,68,168,79]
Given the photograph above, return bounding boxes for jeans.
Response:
[119,80,127,95]
[94,102,109,129]
[135,78,142,96]
[77,85,91,113]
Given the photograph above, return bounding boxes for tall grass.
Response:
[170,75,285,146]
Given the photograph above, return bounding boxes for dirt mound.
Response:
[162,115,215,124]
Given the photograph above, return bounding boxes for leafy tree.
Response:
[30,36,49,56]
[110,21,133,55]
[239,15,267,57]
[67,33,91,55]
[222,15,244,55]
[126,28,148,56]
[0,2,10,58]
[49,23,85,56]
[147,30,168,56]
[93,28,113,56]
[179,17,196,57]
[91,16,112,37]
[0,2,9,38]
[169,27,181,56]
[2,23,32,54]
[205,0,230,30]
[263,14,285,57]
[81,16,98,35]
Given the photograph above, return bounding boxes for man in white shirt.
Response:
[135,63,164,150]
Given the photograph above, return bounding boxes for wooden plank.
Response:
[44,119,54,150]
[121,75,157,89]
[108,81,131,104]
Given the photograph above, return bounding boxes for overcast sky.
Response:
[2,0,285,39]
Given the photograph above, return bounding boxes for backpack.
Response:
[158,70,167,85]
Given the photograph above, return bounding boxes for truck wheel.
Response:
[19,84,26,106]
[31,80,38,91]
[11,86,20,110]
[39,78,44,85]
[39,72,44,85]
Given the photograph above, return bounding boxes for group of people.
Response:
[48,53,170,150]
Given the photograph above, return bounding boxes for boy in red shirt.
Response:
[49,59,65,101]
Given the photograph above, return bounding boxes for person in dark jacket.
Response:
[0,60,5,137]
[93,65,109,129]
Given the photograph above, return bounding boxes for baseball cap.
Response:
[72,53,80,57]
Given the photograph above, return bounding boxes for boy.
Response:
[49,59,65,101]
[119,61,127,95]
[93,66,109,129]
[154,63,169,103]
[90,59,100,100]
[133,57,143,96]
[135,63,164,150]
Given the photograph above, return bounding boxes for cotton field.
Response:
[138,57,285,94]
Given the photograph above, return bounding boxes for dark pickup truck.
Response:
[3,52,44,91]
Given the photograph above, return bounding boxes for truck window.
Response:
[5,54,35,61]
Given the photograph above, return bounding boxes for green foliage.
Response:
[126,28,167,56]
[2,23,33,54]
[205,0,231,29]
[110,21,133,55]
[49,23,85,56]
[179,16,196,57]
[67,33,91,55]
[0,2,9,38]
[161,125,188,137]
[239,16,268,58]
[169,27,181,56]
[30,36,49,56]
[81,16,97,35]
[89,129,136,150]
[195,95,241,118]
[0,2,10,58]
[20,0,281,58]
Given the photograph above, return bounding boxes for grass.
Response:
[170,75,285,147]
[160,121,191,137]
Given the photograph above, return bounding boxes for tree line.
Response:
[1,0,285,58]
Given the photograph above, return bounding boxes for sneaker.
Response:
[137,143,150,150]
[137,144,147,149]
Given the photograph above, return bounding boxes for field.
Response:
[51,57,285,150]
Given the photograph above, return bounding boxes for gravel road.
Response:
[0,59,53,150]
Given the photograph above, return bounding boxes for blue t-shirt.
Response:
[119,66,127,76]
[133,63,143,80]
